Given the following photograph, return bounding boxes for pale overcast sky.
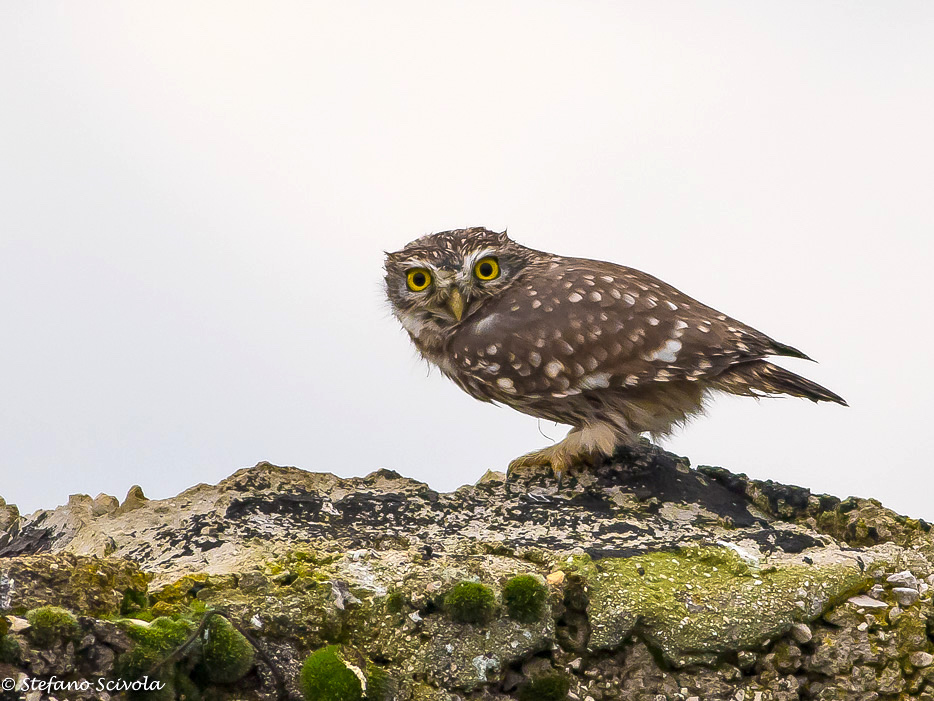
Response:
[1,2,932,518]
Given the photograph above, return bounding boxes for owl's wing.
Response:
[449,259,806,402]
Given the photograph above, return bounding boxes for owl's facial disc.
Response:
[397,264,465,323]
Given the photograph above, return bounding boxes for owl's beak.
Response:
[446,288,465,321]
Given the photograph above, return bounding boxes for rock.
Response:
[736,650,758,670]
[0,553,148,614]
[0,442,933,700]
[546,571,566,586]
[0,498,19,534]
[846,595,888,609]
[115,485,148,514]
[91,493,119,517]
[887,571,920,589]
[7,616,30,632]
[86,618,132,652]
[893,587,920,607]
[791,623,813,644]
[910,651,934,668]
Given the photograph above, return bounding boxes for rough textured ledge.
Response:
[1,442,933,700]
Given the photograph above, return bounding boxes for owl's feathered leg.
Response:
[506,423,618,485]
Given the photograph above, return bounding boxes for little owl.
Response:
[384,227,845,481]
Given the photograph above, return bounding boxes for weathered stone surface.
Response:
[0,552,149,615]
[0,441,932,700]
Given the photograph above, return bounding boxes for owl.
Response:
[384,227,846,482]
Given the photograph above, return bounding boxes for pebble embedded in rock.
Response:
[546,571,566,586]
[736,650,757,670]
[886,571,919,589]
[791,623,813,644]
[847,594,888,609]
[7,616,30,632]
[892,587,920,607]
[909,651,934,668]
[888,606,903,623]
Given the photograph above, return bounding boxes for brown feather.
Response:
[711,361,847,406]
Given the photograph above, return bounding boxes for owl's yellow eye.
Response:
[406,268,432,292]
[474,257,500,281]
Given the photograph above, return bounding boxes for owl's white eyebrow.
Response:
[464,248,499,268]
[397,259,436,270]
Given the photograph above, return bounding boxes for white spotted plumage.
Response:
[384,227,847,480]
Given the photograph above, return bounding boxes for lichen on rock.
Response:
[583,545,868,665]
[1,442,934,699]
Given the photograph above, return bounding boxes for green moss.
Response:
[201,616,255,684]
[25,606,80,648]
[503,575,548,623]
[151,574,210,605]
[518,673,571,701]
[0,634,20,663]
[116,616,196,680]
[121,587,149,615]
[364,662,395,700]
[443,581,496,625]
[385,590,406,614]
[150,601,184,618]
[264,549,338,579]
[299,645,363,701]
[582,545,869,665]
[173,669,202,701]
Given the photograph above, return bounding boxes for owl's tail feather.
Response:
[713,360,848,406]
[767,340,813,362]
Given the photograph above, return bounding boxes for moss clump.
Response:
[25,606,80,648]
[299,645,363,701]
[518,673,571,701]
[173,669,202,701]
[201,615,254,684]
[116,616,196,680]
[503,575,548,623]
[0,634,20,663]
[443,581,496,624]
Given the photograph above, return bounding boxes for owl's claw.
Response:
[506,450,570,488]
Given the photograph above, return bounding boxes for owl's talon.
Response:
[554,467,565,490]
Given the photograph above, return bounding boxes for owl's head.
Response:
[384,227,536,343]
